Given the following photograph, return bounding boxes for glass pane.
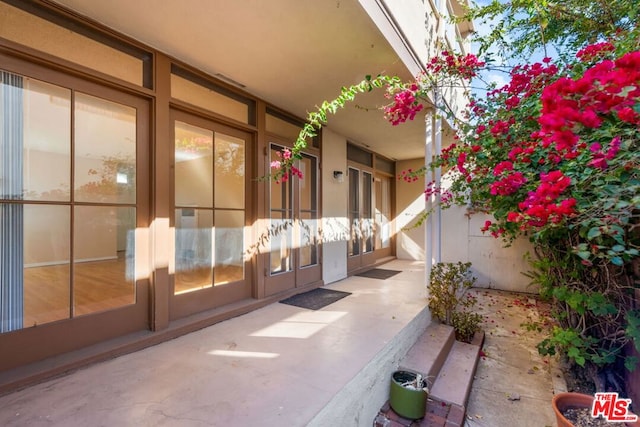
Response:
[171,74,250,124]
[347,143,372,166]
[375,156,395,175]
[175,208,213,294]
[214,133,245,209]
[74,93,136,204]
[73,206,136,316]
[375,178,392,250]
[0,70,71,201]
[175,121,213,208]
[363,172,373,253]
[265,113,302,141]
[375,179,382,250]
[299,154,317,211]
[214,210,244,285]
[269,212,292,274]
[270,146,291,211]
[23,204,70,327]
[349,168,360,256]
[0,73,72,201]
[300,212,318,267]
[0,204,70,332]
[0,2,144,86]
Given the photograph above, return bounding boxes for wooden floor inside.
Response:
[22,256,244,327]
[23,255,134,327]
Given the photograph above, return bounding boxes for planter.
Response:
[552,392,640,427]
[389,369,428,420]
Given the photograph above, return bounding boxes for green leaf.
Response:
[587,227,601,240]
[568,347,586,366]
[610,256,623,266]
[625,356,638,372]
[576,251,591,260]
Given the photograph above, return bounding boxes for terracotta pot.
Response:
[552,392,640,427]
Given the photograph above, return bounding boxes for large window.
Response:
[0,69,146,332]
[173,119,247,294]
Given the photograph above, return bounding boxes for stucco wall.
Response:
[321,128,349,284]
[395,157,536,293]
[441,205,537,293]
[395,158,426,261]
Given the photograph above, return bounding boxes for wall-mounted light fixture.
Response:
[333,170,344,183]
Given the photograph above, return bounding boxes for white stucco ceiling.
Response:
[52,0,428,160]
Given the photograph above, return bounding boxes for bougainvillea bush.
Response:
[270,32,639,391]
[391,38,640,391]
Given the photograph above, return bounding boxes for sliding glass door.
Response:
[170,110,252,318]
[0,67,149,333]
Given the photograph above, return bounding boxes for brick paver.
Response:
[374,397,466,427]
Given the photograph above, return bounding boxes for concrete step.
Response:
[307,304,433,427]
[376,323,485,426]
[399,322,456,387]
[430,339,482,407]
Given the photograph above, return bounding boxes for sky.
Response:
[467,0,555,96]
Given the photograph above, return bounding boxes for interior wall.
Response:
[321,128,348,284]
[394,158,425,261]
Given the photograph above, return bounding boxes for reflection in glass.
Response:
[299,155,316,211]
[174,208,213,294]
[349,168,360,256]
[300,154,318,267]
[363,172,373,253]
[270,213,292,274]
[175,121,213,208]
[270,146,293,274]
[300,214,317,267]
[214,210,244,284]
[375,177,391,249]
[73,206,136,316]
[22,205,71,327]
[21,77,71,201]
[74,93,136,204]
[214,133,245,209]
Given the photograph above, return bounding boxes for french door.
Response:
[347,166,375,273]
[374,174,393,259]
[264,143,321,296]
[170,110,252,319]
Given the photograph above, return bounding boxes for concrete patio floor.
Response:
[0,260,564,426]
[0,260,432,427]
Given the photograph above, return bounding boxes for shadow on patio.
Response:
[0,259,563,427]
[0,260,430,426]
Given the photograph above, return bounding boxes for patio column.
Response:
[0,71,24,332]
[424,92,443,291]
[432,90,442,264]
[424,109,434,289]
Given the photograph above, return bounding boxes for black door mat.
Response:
[279,288,352,310]
[355,268,401,280]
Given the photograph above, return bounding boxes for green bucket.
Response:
[389,370,428,420]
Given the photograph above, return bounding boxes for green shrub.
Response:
[428,262,481,343]
[451,311,483,343]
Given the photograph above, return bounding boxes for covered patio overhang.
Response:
[51,0,437,161]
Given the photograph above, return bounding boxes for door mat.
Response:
[279,288,352,310]
[355,268,402,280]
